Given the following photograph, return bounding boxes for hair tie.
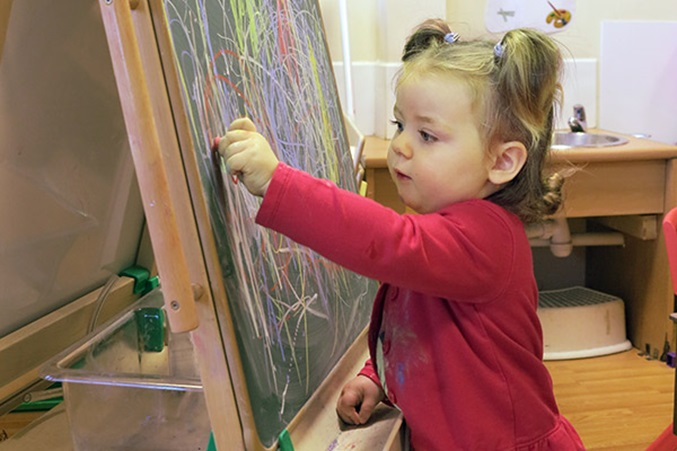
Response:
[444,32,460,44]
[493,41,504,59]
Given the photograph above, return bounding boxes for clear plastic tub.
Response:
[40,288,211,451]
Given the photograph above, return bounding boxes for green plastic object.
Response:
[135,307,165,352]
[278,429,294,451]
[207,431,217,451]
[12,383,63,412]
[119,266,151,294]
[13,397,63,412]
[146,275,160,292]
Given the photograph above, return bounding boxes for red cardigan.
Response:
[256,163,584,450]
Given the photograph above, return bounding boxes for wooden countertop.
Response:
[363,130,677,167]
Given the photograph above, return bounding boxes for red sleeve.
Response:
[256,163,520,303]
[357,359,393,406]
[357,359,382,388]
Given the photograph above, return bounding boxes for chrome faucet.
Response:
[568,104,587,133]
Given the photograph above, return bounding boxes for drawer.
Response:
[555,160,666,218]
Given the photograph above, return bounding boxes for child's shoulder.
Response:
[433,199,527,244]
[439,199,520,224]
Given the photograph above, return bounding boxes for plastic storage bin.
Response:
[40,288,211,451]
[538,286,632,360]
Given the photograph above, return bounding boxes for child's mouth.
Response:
[395,169,411,181]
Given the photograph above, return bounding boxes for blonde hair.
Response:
[399,19,564,224]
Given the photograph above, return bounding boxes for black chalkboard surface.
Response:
[159,0,376,447]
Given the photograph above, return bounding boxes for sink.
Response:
[552,132,629,148]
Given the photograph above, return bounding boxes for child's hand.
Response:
[217,117,279,197]
[336,375,385,425]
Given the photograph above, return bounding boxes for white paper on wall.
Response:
[485,0,576,34]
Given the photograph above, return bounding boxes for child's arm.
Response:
[217,117,279,197]
[219,119,515,303]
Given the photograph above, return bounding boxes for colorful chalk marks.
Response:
[159,0,375,446]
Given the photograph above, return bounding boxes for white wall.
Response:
[320,0,677,140]
[445,1,677,58]
[319,0,445,137]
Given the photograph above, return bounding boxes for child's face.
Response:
[387,74,498,214]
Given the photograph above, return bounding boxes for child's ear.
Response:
[488,141,527,185]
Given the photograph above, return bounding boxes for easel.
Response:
[97,1,402,449]
[98,0,242,447]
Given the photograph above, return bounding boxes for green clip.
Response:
[135,307,165,352]
[146,275,160,292]
[119,266,151,294]
[278,429,294,451]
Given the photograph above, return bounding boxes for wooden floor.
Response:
[545,349,675,450]
[0,349,675,449]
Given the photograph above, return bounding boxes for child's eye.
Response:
[420,130,437,142]
[389,119,404,133]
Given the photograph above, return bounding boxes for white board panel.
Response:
[600,21,677,144]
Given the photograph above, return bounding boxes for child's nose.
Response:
[390,132,413,158]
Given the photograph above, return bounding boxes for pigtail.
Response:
[494,29,563,149]
[488,29,565,223]
[542,172,565,216]
[402,19,451,61]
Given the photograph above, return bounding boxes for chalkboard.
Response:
[159,0,376,447]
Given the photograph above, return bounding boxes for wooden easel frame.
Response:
[98,1,402,449]
[98,0,244,448]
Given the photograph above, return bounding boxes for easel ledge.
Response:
[286,329,403,451]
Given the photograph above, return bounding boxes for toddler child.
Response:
[218,18,584,450]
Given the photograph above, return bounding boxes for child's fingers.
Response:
[222,137,253,164]
[336,403,361,425]
[356,398,377,424]
[224,148,247,174]
[218,130,250,158]
[336,387,365,425]
[228,117,257,132]
[215,118,257,157]
[345,409,362,425]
